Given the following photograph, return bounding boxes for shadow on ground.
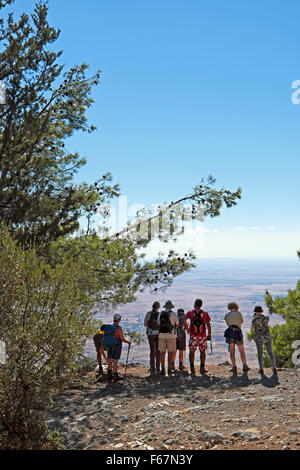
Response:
[92,368,280,399]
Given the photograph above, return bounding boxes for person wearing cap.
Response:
[107,314,131,382]
[157,300,178,376]
[251,306,277,376]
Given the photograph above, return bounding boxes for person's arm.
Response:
[206,313,212,339]
[144,312,149,328]
[118,327,131,345]
[100,345,108,363]
[183,313,190,334]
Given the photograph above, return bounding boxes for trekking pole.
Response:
[124,343,131,378]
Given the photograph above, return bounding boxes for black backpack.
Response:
[177,313,185,337]
[159,310,174,334]
[148,311,159,330]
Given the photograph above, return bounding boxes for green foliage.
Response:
[0,226,96,449]
[261,259,300,367]
[121,175,242,244]
[0,1,244,450]
[265,282,300,323]
[124,330,145,346]
[0,1,119,246]
[264,321,300,368]
[43,233,197,310]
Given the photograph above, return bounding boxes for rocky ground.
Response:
[45,362,300,451]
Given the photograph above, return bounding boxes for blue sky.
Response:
[11,0,300,257]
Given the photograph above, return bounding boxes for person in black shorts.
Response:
[174,308,187,371]
[224,302,250,375]
[107,314,131,382]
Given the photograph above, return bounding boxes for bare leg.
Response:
[97,350,102,368]
[237,344,247,365]
[189,350,195,365]
[179,350,184,364]
[160,351,166,369]
[229,343,236,366]
[171,350,177,365]
[200,349,206,366]
[100,346,108,364]
[173,349,177,367]
[168,351,174,368]
[112,359,118,373]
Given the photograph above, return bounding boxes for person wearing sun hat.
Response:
[157,300,178,376]
[251,306,277,376]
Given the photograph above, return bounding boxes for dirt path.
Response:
[45,363,300,450]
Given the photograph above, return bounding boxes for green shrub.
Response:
[0,226,95,449]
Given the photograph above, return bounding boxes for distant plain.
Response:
[86,258,300,367]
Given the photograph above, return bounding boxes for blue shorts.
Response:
[107,343,122,360]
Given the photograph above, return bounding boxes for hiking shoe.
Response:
[149,370,156,377]
[168,367,174,376]
[230,366,238,375]
[161,368,166,376]
[107,370,113,381]
[200,365,208,375]
[190,365,196,376]
[179,362,186,371]
[242,364,251,372]
[113,373,123,382]
[272,368,278,375]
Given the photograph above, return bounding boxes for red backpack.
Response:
[190,310,206,335]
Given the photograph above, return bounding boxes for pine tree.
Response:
[0,1,119,245]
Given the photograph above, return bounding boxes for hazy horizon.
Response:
[86,257,299,367]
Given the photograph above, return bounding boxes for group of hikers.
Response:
[93,298,277,382]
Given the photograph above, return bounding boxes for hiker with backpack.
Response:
[224,302,250,375]
[251,306,277,376]
[158,300,179,376]
[101,314,131,382]
[93,328,108,376]
[174,308,187,371]
[144,302,161,377]
[183,299,211,375]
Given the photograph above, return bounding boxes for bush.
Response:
[0,226,95,449]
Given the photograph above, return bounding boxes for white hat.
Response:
[113,313,122,321]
